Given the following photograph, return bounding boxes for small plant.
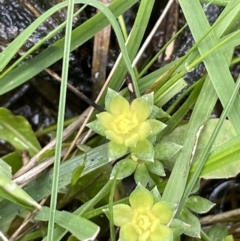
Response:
[110,184,174,241]
[87,89,166,161]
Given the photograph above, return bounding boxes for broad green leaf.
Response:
[163,119,236,163]
[186,196,215,214]
[110,158,137,180]
[179,208,201,238]
[190,133,240,179]
[0,108,41,156]
[35,207,100,241]
[0,161,41,210]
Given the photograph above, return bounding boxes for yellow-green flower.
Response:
[112,184,174,241]
[87,89,166,161]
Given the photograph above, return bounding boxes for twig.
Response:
[125,73,136,102]
[45,68,105,112]
[13,108,90,179]
[0,232,9,241]
[9,198,47,241]
[132,0,175,67]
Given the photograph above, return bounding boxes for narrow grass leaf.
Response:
[0,0,138,94]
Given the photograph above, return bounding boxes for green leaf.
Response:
[145,160,165,176]
[151,105,170,120]
[105,88,129,114]
[179,208,201,238]
[2,152,22,175]
[35,207,100,240]
[0,108,41,156]
[86,119,106,136]
[186,196,215,214]
[76,144,91,153]
[131,139,154,162]
[151,186,162,202]
[190,133,240,179]
[207,225,229,241]
[147,119,167,136]
[0,161,41,210]
[0,0,139,94]
[154,141,182,164]
[108,141,128,161]
[170,219,189,238]
[0,158,12,178]
[0,143,110,233]
[71,165,85,187]
[140,92,154,111]
[163,119,236,163]
[134,163,151,186]
[110,158,137,180]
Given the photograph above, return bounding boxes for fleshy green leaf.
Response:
[129,184,154,209]
[130,97,152,121]
[150,225,173,241]
[186,196,215,214]
[35,207,100,240]
[170,219,189,238]
[139,92,154,112]
[120,223,138,241]
[145,160,165,176]
[108,141,128,161]
[151,186,162,202]
[112,204,133,227]
[0,108,41,156]
[86,119,106,136]
[147,119,167,136]
[154,141,182,161]
[97,112,114,129]
[134,163,151,186]
[110,158,137,180]
[179,208,201,238]
[105,88,129,115]
[152,201,174,224]
[131,139,154,162]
